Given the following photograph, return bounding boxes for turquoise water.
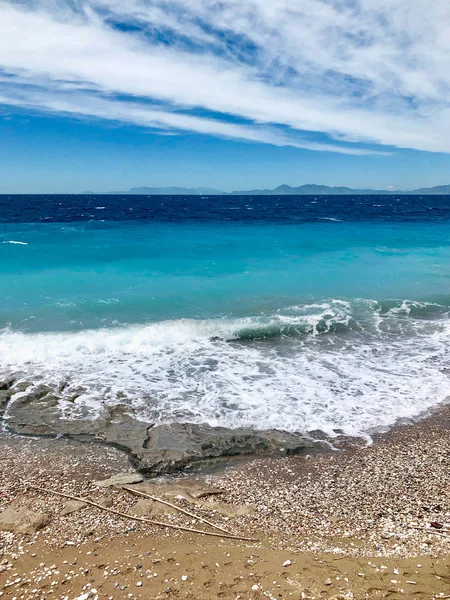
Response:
[1,197,450,436]
[1,220,449,331]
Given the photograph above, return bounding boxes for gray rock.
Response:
[93,473,144,488]
[0,391,10,415]
[0,378,15,391]
[4,384,316,476]
[134,422,314,476]
[0,505,51,534]
[0,379,16,416]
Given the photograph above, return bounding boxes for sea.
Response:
[1,194,450,439]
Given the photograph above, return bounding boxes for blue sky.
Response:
[0,0,450,193]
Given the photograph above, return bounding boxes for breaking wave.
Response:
[1,298,450,438]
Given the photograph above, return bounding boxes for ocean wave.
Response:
[2,240,28,245]
[1,299,450,437]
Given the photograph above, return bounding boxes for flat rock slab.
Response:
[4,383,317,476]
[137,422,315,475]
[134,482,225,503]
[0,506,51,534]
[93,473,144,488]
[61,500,87,516]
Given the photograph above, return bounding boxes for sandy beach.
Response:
[1,407,450,599]
[2,0,450,596]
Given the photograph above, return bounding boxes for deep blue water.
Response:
[1,194,450,436]
[1,193,450,223]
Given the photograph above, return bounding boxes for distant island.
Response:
[83,183,450,195]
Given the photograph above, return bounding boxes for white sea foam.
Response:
[1,304,450,437]
[2,240,28,245]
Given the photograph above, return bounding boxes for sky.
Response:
[0,0,450,193]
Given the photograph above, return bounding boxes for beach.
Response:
[2,196,450,598]
[1,406,450,599]
[2,0,450,591]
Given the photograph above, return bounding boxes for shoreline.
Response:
[4,375,450,479]
[1,405,450,598]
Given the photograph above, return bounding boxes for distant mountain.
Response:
[233,183,450,195]
[83,183,450,195]
[231,184,390,195]
[99,186,225,195]
[404,185,450,195]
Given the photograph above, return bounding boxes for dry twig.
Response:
[409,525,450,538]
[27,485,258,542]
[122,485,233,535]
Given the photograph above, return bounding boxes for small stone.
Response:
[97,497,114,508]
[324,578,333,586]
[181,575,188,581]
[282,560,292,567]
[93,473,143,488]
[61,500,87,516]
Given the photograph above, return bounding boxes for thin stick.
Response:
[122,486,232,535]
[409,525,450,538]
[27,485,258,542]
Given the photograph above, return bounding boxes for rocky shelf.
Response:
[1,379,318,476]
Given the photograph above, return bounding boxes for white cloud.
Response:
[0,0,449,153]
[1,84,383,154]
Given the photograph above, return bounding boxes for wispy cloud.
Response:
[0,0,449,154]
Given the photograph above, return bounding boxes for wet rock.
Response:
[93,473,143,488]
[0,378,15,391]
[5,385,63,435]
[0,504,51,534]
[0,390,10,415]
[5,388,316,475]
[136,422,315,476]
